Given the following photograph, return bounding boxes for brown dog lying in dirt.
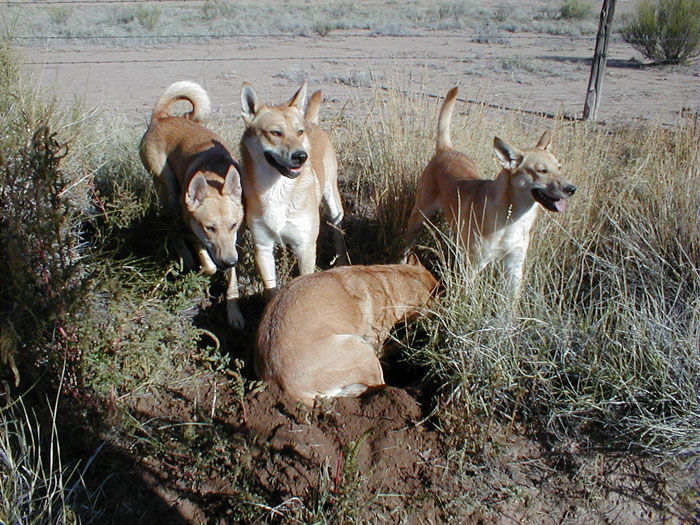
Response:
[255,255,439,406]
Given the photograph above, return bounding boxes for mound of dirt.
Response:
[92,368,694,524]
[245,383,440,509]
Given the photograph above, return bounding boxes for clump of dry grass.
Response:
[340,86,699,461]
[0,395,86,524]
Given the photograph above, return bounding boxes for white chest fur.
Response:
[474,204,539,266]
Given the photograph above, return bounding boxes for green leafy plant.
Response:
[312,19,335,37]
[135,6,161,31]
[622,0,699,63]
[559,0,594,20]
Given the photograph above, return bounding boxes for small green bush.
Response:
[622,0,699,63]
[201,0,235,21]
[312,19,335,37]
[49,6,73,25]
[135,5,161,31]
[559,0,595,20]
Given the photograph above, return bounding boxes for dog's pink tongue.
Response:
[554,199,567,212]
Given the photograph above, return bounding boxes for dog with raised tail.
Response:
[239,82,349,300]
[255,254,438,406]
[140,80,246,328]
[405,87,576,297]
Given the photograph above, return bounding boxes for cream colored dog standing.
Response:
[255,255,438,406]
[239,82,348,298]
[405,87,576,296]
[140,81,246,327]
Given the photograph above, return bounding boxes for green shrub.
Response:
[135,5,161,31]
[201,0,235,21]
[559,0,595,20]
[0,120,93,395]
[0,42,19,116]
[312,19,335,37]
[622,0,699,63]
[49,6,73,25]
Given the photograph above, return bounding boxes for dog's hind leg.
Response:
[324,195,350,266]
[294,334,385,404]
[403,200,440,259]
[404,171,441,258]
[322,161,350,266]
[144,146,180,213]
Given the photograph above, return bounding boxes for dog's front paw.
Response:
[227,299,245,329]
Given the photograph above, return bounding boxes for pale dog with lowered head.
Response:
[239,82,348,298]
[139,81,246,327]
[255,255,438,406]
[405,87,576,296]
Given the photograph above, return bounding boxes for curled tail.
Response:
[436,87,459,152]
[305,90,322,125]
[151,80,211,123]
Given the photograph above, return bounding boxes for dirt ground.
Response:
[24,26,698,128]
[14,6,699,524]
[88,361,693,524]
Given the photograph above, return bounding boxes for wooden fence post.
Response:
[583,0,617,121]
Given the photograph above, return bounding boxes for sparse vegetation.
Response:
[134,5,161,32]
[312,19,336,37]
[0,396,89,524]
[48,6,73,25]
[342,89,698,460]
[622,0,700,63]
[559,0,595,20]
[1,2,602,44]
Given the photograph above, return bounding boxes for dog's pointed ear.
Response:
[535,130,552,151]
[305,90,322,124]
[185,173,208,209]
[241,82,259,125]
[222,165,242,199]
[287,82,307,113]
[493,137,523,172]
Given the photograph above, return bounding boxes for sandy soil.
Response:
[23,29,698,127]
[87,361,693,524]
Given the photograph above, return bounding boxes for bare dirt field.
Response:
[24,27,699,128]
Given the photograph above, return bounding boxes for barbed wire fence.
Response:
[9,0,698,124]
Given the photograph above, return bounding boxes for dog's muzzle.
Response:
[532,184,576,212]
[264,150,307,179]
[209,247,238,270]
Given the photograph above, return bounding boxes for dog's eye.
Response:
[269,130,282,137]
[297,129,304,136]
[206,225,216,233]
[229,222,237,231]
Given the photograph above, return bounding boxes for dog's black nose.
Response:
[219,256,238,269]
[564,184,577,196]
[291,150,308,166]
